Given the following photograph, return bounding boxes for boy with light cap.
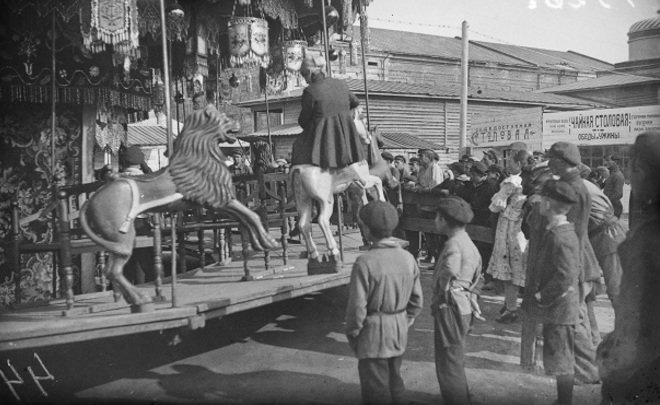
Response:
[432,196,482,405]
[345,201,423,405]
[530,179,581,405]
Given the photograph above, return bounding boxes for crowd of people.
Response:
[345,134,660,405]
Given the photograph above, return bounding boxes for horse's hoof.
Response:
[131,302,155,313]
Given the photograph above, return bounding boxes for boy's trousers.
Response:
[358,356,405,405]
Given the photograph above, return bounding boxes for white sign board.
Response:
[469,107,542,149]
[543,105,660,149]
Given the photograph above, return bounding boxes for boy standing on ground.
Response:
[345,201,423,405]
[531,179,581,405]
[432,196,482,405]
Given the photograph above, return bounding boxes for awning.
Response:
[128,112,182,146]
[242,123,303,138]
[381,133,443,150]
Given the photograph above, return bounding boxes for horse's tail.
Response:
[79,200,133,256]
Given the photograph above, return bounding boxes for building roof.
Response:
[127,126,176,146]
[361,27,613,72]
[629,13,660,34]
[363,27,529,66]
[238,78,603,109]
[381,133,442,150]
[470,41,613,72]
[536,73,660,93]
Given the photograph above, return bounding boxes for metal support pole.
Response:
[459,20,469,159]
[358,0,371,130]
[320,0,331,77]
[159,0,177,307]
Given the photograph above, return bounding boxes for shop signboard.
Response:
[542,105,660,149]
[469,107,543,150]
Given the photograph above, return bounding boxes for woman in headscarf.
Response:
[291,52,366,169]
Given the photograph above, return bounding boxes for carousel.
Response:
[0,0,381,355]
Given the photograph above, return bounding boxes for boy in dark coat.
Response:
[547,142,601,384]
[345,201,423,405]
[530,179,581,405]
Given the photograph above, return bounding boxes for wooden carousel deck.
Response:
[0,226,366,352]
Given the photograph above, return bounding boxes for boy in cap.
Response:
[530,179,581,405]
[546,141,601,384]
[345,201,423,405]
[230,150,253,175]
[432,196,482,405]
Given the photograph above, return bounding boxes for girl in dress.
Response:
[487,149,533,323]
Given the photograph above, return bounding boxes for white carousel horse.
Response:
[290,107,385,271]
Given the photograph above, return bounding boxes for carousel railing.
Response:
[399,189,495,245]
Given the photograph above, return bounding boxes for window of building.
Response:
[254,109,283,132]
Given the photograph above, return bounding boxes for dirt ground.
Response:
[0,257,613,404]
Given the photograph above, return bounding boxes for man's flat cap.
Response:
[487,164,503,175]
[436,196,474,225]
[541,179,578,204]
[121,146,144,165]
[359,201,399,235]
[547,142,581,166]
[470,161,488,175]
[381,151,394,161]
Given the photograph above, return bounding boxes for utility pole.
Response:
[459,20,469,158]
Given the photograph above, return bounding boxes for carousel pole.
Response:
[320,0,331,77]
[358,0,371,130]
[215,53,220,109]
[264,90,273,153]
[51,11,56,178]
[159,0,178,307]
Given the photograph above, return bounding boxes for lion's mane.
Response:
[169,105,235,209]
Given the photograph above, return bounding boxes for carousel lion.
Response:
[80,105,278,310]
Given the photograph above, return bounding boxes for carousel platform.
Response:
[0,226,366,352]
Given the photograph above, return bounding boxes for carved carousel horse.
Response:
[290,108,385,272]
[80,105,278,310]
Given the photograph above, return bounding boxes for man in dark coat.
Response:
[603,154,625,218]
[291,53,366,169]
